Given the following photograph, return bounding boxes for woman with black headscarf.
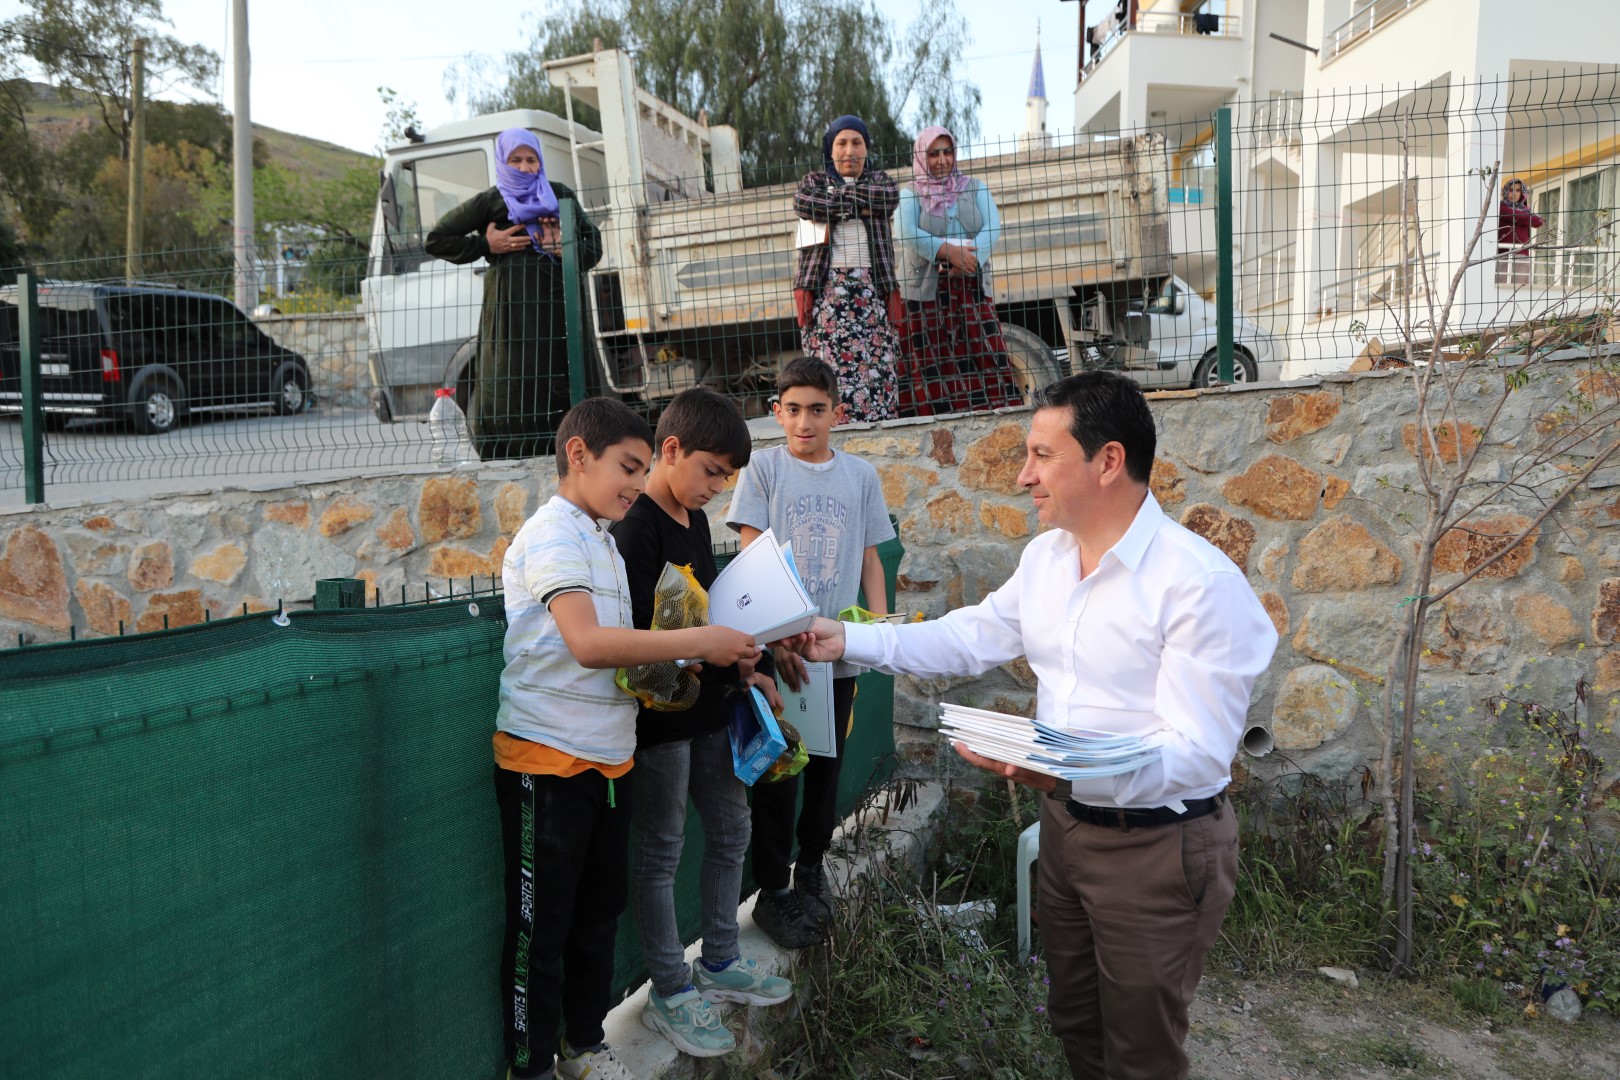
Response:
[791,115,902,423]
[426,128,601,460]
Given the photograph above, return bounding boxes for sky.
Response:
[0,0,1086,157]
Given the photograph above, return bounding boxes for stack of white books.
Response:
[938,703,1160,782]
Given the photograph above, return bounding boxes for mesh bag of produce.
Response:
[616,562,707,711]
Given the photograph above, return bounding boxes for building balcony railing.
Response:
[1320,252,1439,316]
[1323,0,1429,62]
[1252,95,1303,146]
[1082,10,1243,82]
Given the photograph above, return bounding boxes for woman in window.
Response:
[893,125,1022,416]
[1496,177,1542,287]
[791,115,902,424]
[426,128,601,459]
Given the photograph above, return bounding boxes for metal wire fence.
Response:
[6,72,1620,503]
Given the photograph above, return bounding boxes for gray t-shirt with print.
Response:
[727,446,896,677]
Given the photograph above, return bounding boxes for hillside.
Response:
[21,81,373,181]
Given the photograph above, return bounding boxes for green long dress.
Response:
[425,183,602,460]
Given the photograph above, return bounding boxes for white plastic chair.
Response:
[1016,820,1041,958]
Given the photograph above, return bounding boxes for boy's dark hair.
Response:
[553,396,655,478]
[776,356,839,400]
[655,387,752,468]
[1032,371,1157,484]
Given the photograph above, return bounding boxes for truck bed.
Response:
[609,134,1172,336]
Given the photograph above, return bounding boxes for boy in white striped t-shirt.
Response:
[493,397,758,1080]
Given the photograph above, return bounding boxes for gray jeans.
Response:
[631,727,752,997]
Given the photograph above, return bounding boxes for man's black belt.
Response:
[1065,789,1227,829]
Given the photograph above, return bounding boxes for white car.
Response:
[1126,275,1286,387]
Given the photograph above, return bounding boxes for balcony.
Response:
[1084,9,1244,80]
[1322,0,1430,62]
[1077,9,1248,134]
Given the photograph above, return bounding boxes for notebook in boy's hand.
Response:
[777,660,837,757]
[707,527,818,644]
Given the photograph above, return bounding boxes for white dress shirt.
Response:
[843,495,1278,808]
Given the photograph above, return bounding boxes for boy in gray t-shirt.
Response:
[727,358,896,949]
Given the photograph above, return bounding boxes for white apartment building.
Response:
[1071,0,1620,376]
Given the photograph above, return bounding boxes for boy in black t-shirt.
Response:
[609,389,793,1059]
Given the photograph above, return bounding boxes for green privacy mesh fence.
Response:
[1,531,899,1078]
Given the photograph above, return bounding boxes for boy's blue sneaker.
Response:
[640,986,736,1058]
[693,956,793,1006]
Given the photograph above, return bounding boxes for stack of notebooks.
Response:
[938,703,1160,782]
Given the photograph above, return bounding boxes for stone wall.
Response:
[256,311,369,409]
[3,360,1617,792]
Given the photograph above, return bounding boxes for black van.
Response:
[0,282,312,434]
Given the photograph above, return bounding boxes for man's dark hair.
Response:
[1032,371,1156,484]
[553,396,655,478]
[776,356,839,400]
[655,387,752,469]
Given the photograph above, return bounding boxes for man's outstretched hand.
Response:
[772,617,847,665]
[952,741,1060,795]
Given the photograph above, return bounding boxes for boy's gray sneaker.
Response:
[794,861,832,925]
[640,986,736,1057]
[752,887,825,949]
[693,956,793,1006]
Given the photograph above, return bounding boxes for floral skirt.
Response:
[801,267,899,424]
[896,276,1023,416]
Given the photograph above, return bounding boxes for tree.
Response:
[253,160,380,297]
[1364,130,1620,975]
[888,0,981,145]
[0,216,26,280]
[448,0,978,185]
[0,42,44,231]
[376,85,422,155]
[3,0,219,157]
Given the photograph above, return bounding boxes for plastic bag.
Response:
[616,562,707,712]
[760,717,810,783]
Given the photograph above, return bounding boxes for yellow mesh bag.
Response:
[616,562,708,711]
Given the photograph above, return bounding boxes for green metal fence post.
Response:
[314,578,366,610]
[1215,107,1235,385]
[18,272,45,504]
[560,198,588,407]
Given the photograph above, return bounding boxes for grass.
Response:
[738,780,1067,1079]
[731,692,1620,1075]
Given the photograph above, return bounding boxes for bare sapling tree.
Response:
[1361,118,1620,975]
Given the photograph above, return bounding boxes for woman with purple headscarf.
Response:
[427,128,601,459]
[893,126,1021,416]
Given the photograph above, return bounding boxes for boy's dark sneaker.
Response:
[793,861,832,925]
[753,887,824,948]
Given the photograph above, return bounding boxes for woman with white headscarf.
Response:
[893,125,1022,416]
[427,128,602,459]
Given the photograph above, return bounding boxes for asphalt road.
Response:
[0,406,450,510]
[0,408,797,511]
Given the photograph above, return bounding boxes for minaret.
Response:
[1022,24,1051,151]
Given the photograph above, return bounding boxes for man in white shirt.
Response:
[793,371,1278,1080]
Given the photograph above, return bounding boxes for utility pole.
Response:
[231,0,256,311]
[124,38,145,281]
